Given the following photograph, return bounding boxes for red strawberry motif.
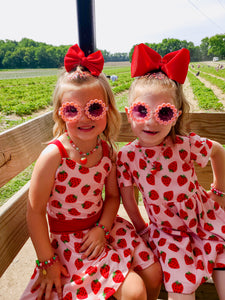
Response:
[82,200,93,209]
[68,177,81,187]
[132,240,140,248]
[100,264,110,278]
[168,243,179,252]
[65,194,77,203]
[182,162,191,172]
[200,146,207,157]
[204,222,214,231]
[152,204,160,214]
[207,209,216,220]
[177,193,188,202]
[111,253,121,263]
[68,208,81,216]
[185,272,196,284]
[74,242,82,253]
[51,239,59,249]
[91,279,101,294]
[168,161,177,172]
[75,258,83,270]
[116,228,126,236]
[133,170,140,179]
[179,209,188,220]
[123,169,130,180]
[139,158,147,170]
[57,171,68,182]
[79,166,89,174]
[175,136,184,144]
[161,175,171,186]
[51,200,62,208]
[93,188,101,196]
[146,173,155,185]
[94,172,102,183]
[145,149,155,158]
[207,260,214,273]
[55,185,66,194]
[204,242,211,255]
[177,175,188,186]
[76,287,88,299]
[168,257,180,269]
[189,218,197,228]
[160,251,166,263]
[103,163,110,172]
[172,281,184,293]
[124,248,131,257]
[56,212,65,220]
[163,191,174,201]
[190,152,197,161]
[63,292,72,300]
[64,248,72,261]
[185,199,194,210]
[113,270,125,283]
[184,254,194,265]
[66,159,75,169]
[193,247,203,257]
[127,151,135,161]
[195,140,203,148]
[206,139,213,149]
[103,287,115,298]
[158,238,167,247]
[149,190,159,200]
[163,147,173,159]
[61,233,70,243]
[163,271,170,283]
[164,209,174,218]
[81,185,91,195]
[197,260,204,270]
[117,238,127,248]
[139,251,150,261]
[153,229,160,238]
[71,274,83,285]
[179,149,188,160]
[216,243,225,254]
[188,181,195,192]
[85,265,97,276]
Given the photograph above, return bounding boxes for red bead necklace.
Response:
[66,131,100,165]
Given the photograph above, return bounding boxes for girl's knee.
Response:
[114,270,147,300]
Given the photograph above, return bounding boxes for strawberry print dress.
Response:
[20,139,156,300]
[117,133,225,294]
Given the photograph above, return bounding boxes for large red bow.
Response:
[64,44,104,76]
[131,43,190,84]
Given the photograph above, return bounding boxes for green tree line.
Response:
[0,34,224,69]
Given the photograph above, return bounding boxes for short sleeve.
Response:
[189,132,213,167]
[117,149,134,188]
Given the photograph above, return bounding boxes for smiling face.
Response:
[60,83,107,145]
[127,86,179,147]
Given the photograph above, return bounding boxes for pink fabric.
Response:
[117,133,225,294]
[20,140,156,300]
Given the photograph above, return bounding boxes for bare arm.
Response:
[208,141,225,208]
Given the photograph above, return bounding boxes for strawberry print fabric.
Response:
[117,133,225,294]
[20,140,156,300]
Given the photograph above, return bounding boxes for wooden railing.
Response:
[1,111,225,299]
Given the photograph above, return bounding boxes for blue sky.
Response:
[1,0,225,53]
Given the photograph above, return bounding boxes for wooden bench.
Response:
[1,111,225,299]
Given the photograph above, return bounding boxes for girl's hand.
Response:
[31,262,69,300]
[79,227,106,260]
[208,190,225,210]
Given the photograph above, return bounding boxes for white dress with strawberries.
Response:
[20,140,156,300]
[117,133,225,294]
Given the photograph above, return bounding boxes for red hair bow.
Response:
[131,43,190,84]
[64,44,104,76]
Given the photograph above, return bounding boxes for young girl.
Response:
[20,44,162,300]
[117,43,225,300]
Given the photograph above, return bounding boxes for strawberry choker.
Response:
[66,131,100,165]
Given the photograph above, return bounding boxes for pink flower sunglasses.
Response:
[59,99,108,122]
[127,102,178,125]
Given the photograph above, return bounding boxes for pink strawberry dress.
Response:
[20,139,156,300]
[117,133,225,294]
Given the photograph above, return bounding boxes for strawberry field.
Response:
[0,62,225,205]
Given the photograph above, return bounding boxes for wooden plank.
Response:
[0,182,29,277]
[0,111,54,188]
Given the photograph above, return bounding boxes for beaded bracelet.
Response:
[36,254,59,270]
[138,223,149,236]
[210,184,225,197]
[96,222,110,239]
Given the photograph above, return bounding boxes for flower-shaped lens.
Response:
[59,102,81,122]
[130,102,151,122]
[155,103,177,125]
[85,99,107,120]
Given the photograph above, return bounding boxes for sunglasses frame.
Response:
[59,99,108,122]
[128,102,178,125]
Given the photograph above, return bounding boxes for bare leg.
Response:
[212,270,225,300]
[113,270,147,300]
[136,261,162,300]
[168,292,195,300]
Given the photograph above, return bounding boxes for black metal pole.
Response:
[76,0,96,55]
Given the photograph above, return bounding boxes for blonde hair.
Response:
[52,68,121,150]
[128,72,190,142]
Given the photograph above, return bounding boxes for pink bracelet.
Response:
[138,223,149,236]
[96,222,110,239]
[210,184,225,197]
[36,254,59,270]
